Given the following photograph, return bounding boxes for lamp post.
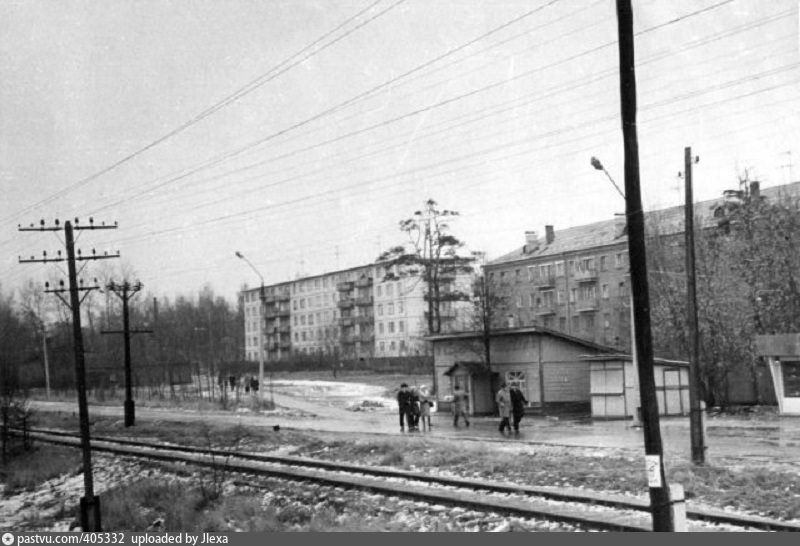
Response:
[591,157,639,427]
[235,251,265,402]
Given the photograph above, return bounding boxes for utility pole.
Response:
[19,217,119,531]
[683,146,706,464]
[615,1,675,531]
[102,281,152,427]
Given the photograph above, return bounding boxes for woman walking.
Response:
[496,383,511,435]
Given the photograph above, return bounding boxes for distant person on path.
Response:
[418,385,433,431]
[409,387,421,431]
[496,383,511,435]
[397,383,414,432]
[452,385,470,427]
[509,385,528,436]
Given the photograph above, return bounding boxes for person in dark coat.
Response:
[397,383,414,432]
[509,385,528,436]
[409,387,421,431]
[452,385,470,427]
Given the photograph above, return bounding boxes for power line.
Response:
[1,0,405,228]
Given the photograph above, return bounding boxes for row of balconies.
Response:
[336,295,374,309]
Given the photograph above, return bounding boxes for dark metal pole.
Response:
[684,146,706,464]
[615,0,673,531]
[65,221,101,531]
[122,284,134,427]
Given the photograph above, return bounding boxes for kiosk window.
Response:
[783,361,800,398]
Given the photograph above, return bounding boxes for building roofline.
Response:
[425,325,618,352]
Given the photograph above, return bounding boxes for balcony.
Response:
[576,298,599,313]
[279,340,291,350]
[355,277,373,288]
[265,309,279,319]
[573,269,599,282]
[276,292,290,302]
[535,306,556,316]
[535,275,556,288]
[359,331,375,343]
[276,308,290,317]
[277,325,290,334]
[336,281,354,292]
[263,294,277,304]
[339,316,355,327]
[355,315,374,325]
[341,334,356,345]
[355,295,373,306]
[337,298,354,309]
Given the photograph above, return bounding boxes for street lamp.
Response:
[591,157,626,200]
[235,251,265,403]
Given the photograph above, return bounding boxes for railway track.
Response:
[21,428,800,532]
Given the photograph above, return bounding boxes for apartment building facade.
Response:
[241,262,473,362]
[484,180,800,350]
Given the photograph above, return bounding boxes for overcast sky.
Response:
[1,0,797,304]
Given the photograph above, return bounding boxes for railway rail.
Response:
[20,428,800,532]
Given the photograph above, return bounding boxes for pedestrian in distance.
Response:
[409,386,421,431]
[418,385,433,431]
[496,382,511,435]
[452,385,470,427]
[509,384,528,436]
[397,383,414,432]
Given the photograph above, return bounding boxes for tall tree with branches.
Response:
[379,199,476,335]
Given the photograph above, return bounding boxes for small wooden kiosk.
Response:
[755,334,800,415]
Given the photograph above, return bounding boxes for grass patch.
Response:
[0,445,80,493]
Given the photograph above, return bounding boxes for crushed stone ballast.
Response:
[20,428,800,532]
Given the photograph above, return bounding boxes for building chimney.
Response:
[614,213,627,238]
[545,225,555,245]
[523,231,539,254]
[750,180,760,200]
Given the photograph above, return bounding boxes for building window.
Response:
[379,342,385,352]
[379,322,384,334]
[615,252,628,269]
[600,255,608,271]
[569,288,577,303]
[542,290,555,307]
[388,302,394,315]
[517,295,523,308]
[619,281,629,298]
[515,269,520,279]
[555,261,565,277]
[308,314,314,326]
[506,371,526,399]
[583,314,594,331]
[399,321,405,333]
[300,315,306,325]
[398,301,404,314]
[377,286,382,297]
[559,316,567,331]
[388,321,395,333]
[301,331,306,341]
[390,341,396,351]
[529,293,536,307]
[601,284,609,299]
[527,266,536,281]
[378,304,383,316]
[557,290,565,305]
[387,283,394,296]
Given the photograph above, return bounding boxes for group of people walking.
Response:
[397,381,528,436]
[495,382,528,436]
[396,383,434,432]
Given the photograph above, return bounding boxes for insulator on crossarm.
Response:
[45,282,50,289]
[89,217,94,225]
[43,250,47,257]
[40,219,45,226]
[77,249,81,256]
[55,219,60,226]
[59,280,65,287]
[57,250,62,257]
[92,249,96,255]
[74,218,79,225]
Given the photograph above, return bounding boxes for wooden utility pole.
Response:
[19,217,119,531]
[102,281,152,427]
[615,0,675,531]
[684,146,706,464]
